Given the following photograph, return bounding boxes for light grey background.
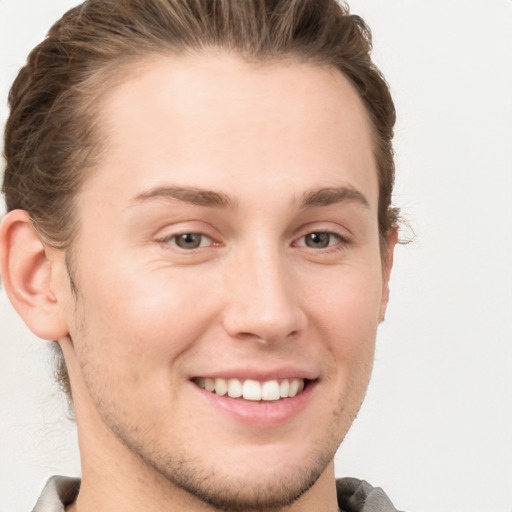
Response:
[1,1,511,511]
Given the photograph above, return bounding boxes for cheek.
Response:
[312,266,383,338]
[309,267,382,386]
[72,266,219,379]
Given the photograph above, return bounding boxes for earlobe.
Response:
[379,227,398,323]
[0,209,69,340]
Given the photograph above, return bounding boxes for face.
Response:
[57,52,394,510]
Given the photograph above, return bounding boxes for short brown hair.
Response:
[3,0,398,401]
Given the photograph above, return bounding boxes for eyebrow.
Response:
[130,184,369,210]
[300,186,370,209]
[131,186,237,209]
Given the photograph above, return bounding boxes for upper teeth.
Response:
[196,378,305,401]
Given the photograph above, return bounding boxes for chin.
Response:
[125,422,341,511]
[161,453,331,512]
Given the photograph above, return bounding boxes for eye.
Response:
[296,232,346,249]
[166,233,213,250]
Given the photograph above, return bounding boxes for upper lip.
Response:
[190,366,319,382]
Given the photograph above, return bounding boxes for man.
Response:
[0,1,402,510]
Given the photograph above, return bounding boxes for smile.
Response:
[193,377,306,401]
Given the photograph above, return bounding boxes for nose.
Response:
[222,246,307,344]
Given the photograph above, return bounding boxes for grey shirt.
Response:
[32,475,402,511]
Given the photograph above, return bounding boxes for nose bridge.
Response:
[223,239,305,343]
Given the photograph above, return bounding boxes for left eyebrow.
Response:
[299,186,370,209]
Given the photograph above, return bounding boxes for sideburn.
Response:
[65,249,79,298]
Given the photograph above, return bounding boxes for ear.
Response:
[379,227,398,323]
[0,209,69,340]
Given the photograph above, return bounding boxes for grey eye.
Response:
[173,233,207,249]
[304,232,334,248]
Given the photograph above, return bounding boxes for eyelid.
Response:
[152,218,222,241]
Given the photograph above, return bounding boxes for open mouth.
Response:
[192,377,309,401]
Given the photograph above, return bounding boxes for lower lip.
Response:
[193,381,317,427]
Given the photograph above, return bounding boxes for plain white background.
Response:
[1,1,511,511]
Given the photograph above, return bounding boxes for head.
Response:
[1,0,398,509]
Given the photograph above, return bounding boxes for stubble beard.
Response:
[149,450,331,511]
[74,327,361,512]
[108,415,344,512]
[95,382,359,512]
[75,333,350,512]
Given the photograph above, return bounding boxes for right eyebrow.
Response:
[130,186,238,209]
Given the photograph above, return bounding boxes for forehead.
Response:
[80,52,377,209]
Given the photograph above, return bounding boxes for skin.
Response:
[1,52,396,511]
